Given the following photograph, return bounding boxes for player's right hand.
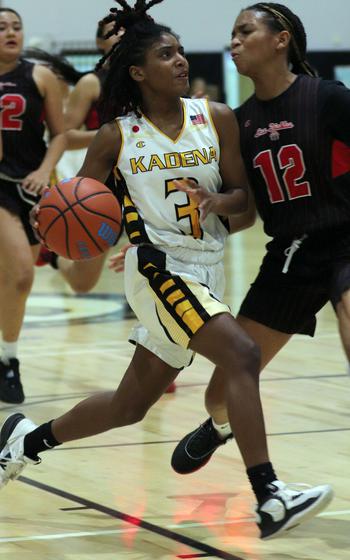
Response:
[108,243,133,273]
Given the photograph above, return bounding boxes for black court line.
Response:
[179,373,349,389]
[60,506,90,511]
[0,393,95,413]
[178,554,212,558]
[49,426,350,453]
[1,372,347,413]
[19,476,244,560]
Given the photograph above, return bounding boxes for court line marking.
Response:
[31,426,350,454]
[1,508,349,544]
[14,476,244,560]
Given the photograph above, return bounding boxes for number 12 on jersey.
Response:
[253,144,311,204]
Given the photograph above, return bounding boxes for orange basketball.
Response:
[37,177,122,260]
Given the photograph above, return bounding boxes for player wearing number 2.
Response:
[0,7,66,403]
[171,3,350,476]
[0,0,333,540]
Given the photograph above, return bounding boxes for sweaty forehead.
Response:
[233,9,265,30]
[0,11,21,24]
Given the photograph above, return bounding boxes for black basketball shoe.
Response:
[0,359,25,403]
[171,417,233,474]
[256,480,334,539]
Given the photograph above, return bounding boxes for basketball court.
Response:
[0,222,349,559]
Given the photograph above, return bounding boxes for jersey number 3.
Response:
[253,144,311,203]
[165,178,203,239]
[0,94,26,131]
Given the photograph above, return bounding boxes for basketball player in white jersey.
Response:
[0,0,332,540]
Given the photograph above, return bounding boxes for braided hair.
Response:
[96,0,176,120]
[244,3,317,76]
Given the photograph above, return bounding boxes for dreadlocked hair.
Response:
[22,48,84,85]
[245,3,317,76]
[95,0,176,120]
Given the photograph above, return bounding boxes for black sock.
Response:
[23,420,61,460]
[247,462,277,503]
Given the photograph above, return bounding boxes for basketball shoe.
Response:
[256,480,333,539]
[0,413,40,489]
[0,359,25,403]
[171,417,232,473]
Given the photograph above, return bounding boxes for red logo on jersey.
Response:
[254,121,294,141]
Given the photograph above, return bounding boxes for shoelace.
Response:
[268,481,313,500]
[189,421,220,453]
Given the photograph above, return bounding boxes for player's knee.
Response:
[230,338,261,379]
[13,267,34,294]
[70,278,97,294]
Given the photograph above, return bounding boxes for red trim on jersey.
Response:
[332,140,350,178]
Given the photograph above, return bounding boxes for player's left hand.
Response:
[22,169,50,194]
[173,179,217,221]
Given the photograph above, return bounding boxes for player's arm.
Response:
[174,103,249,219]
[228,186,256,234]
[30,121,121,241]
[77,121,121,184]
[64,73,101,150]
[210,102,257,232]
[22,64,67,193]
[210,101,249,214]
[321,81,350,144]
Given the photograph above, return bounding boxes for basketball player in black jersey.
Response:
[0,0,333,541]
[0,8,66,403]
[171,1,350,474]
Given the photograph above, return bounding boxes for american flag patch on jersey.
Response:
[190,113,206,125]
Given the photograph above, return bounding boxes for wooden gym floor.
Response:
[0,220,349,560]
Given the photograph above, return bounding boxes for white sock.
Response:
[1,341,18,365]
[212,418,232,439]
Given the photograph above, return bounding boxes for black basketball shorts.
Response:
[0,178,40,245]
[238,229,350,336]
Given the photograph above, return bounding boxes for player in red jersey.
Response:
[0,7,66,403]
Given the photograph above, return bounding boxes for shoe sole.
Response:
[0,413,25,454]
[262,486,334,540]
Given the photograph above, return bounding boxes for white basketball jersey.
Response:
[115,98,228,258]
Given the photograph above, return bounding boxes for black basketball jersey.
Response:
[235,75,350,239]
[0,59,47,180]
